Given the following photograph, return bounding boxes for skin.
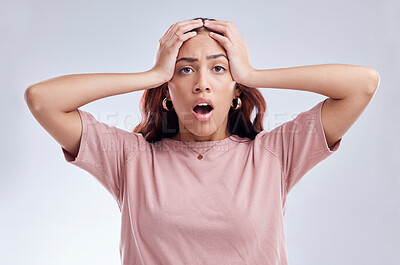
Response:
[165,30,241,142]
[189,19,380,149]
[160,18,380,148]
[23,18,379,161]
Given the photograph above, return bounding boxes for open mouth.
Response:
[192,103,214,122]
[193,103,213,114]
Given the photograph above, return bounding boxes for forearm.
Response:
[247,64,379,99]
[25,70,166,113]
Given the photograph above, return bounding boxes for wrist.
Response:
[148,68,169,86]
[153,66,171,81]
[241,68,259,87]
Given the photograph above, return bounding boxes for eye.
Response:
[178,67,193,74]
[178,66,227,75]
[213,66,226,73]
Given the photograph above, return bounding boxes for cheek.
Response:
[217,94,236,115]
[213,99,233,119]
[168,89,190,114]
[167,83,180,102]
[228,81,237,92]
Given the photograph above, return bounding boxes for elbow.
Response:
[24,85,43,113]
[364,68,380,96]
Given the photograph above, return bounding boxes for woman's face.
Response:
[167,31,241,141]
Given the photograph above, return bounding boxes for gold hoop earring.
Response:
[231,97,242,110]
[162,97,174,111]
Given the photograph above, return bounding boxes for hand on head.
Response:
[203,19,255,86]
[151,18,205,83]
[151,18,255,87]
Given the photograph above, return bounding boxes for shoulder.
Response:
[254,100,323,151]
[253,130,279,158]
[78,109,149,160]
[79,109,146,140]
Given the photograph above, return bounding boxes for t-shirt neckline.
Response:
[163,134,243,147]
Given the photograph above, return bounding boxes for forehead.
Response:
[177,33,226,59]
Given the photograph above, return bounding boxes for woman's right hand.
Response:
[151,18,204,83]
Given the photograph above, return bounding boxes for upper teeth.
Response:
[197,103,209,107]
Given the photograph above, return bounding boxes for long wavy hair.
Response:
[133,17,266,143]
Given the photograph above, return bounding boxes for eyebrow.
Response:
[175,54,228,64]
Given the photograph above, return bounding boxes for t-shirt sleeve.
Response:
[264,98,342,195]
[61,109,142,208]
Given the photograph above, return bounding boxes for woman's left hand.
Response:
[204,20,256,86]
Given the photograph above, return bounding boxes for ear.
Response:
[163,84,171,99]
[234,85,242,98]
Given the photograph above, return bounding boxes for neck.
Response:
[172,131,231,142]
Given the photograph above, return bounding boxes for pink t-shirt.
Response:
[62,98,342,265]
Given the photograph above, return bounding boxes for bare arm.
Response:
[24,19,204,159]
[246,64,380,149]
[246,64,379,98]
[25,70,166,113]
[24,70,167,158]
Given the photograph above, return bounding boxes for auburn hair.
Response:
[133,17,266,143]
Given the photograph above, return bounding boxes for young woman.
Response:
[25,17,379,265]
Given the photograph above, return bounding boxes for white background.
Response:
[1,0,399,264]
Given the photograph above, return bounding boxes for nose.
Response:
[192,69,211,93]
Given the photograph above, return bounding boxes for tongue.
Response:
[194,105,212,114]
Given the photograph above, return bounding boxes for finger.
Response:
[172,19,203,33]
[173,31,197,47]
[209,32,232,50]
[204,21,240,40]
[171,31,198,47]
[160,24,175,43]
[161,19,200,42]
[204,24,234,40]
[173,19,203,36]
[205,20,235,26]
[166,19,203,43]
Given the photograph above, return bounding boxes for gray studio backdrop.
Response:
[1,0,399,264]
